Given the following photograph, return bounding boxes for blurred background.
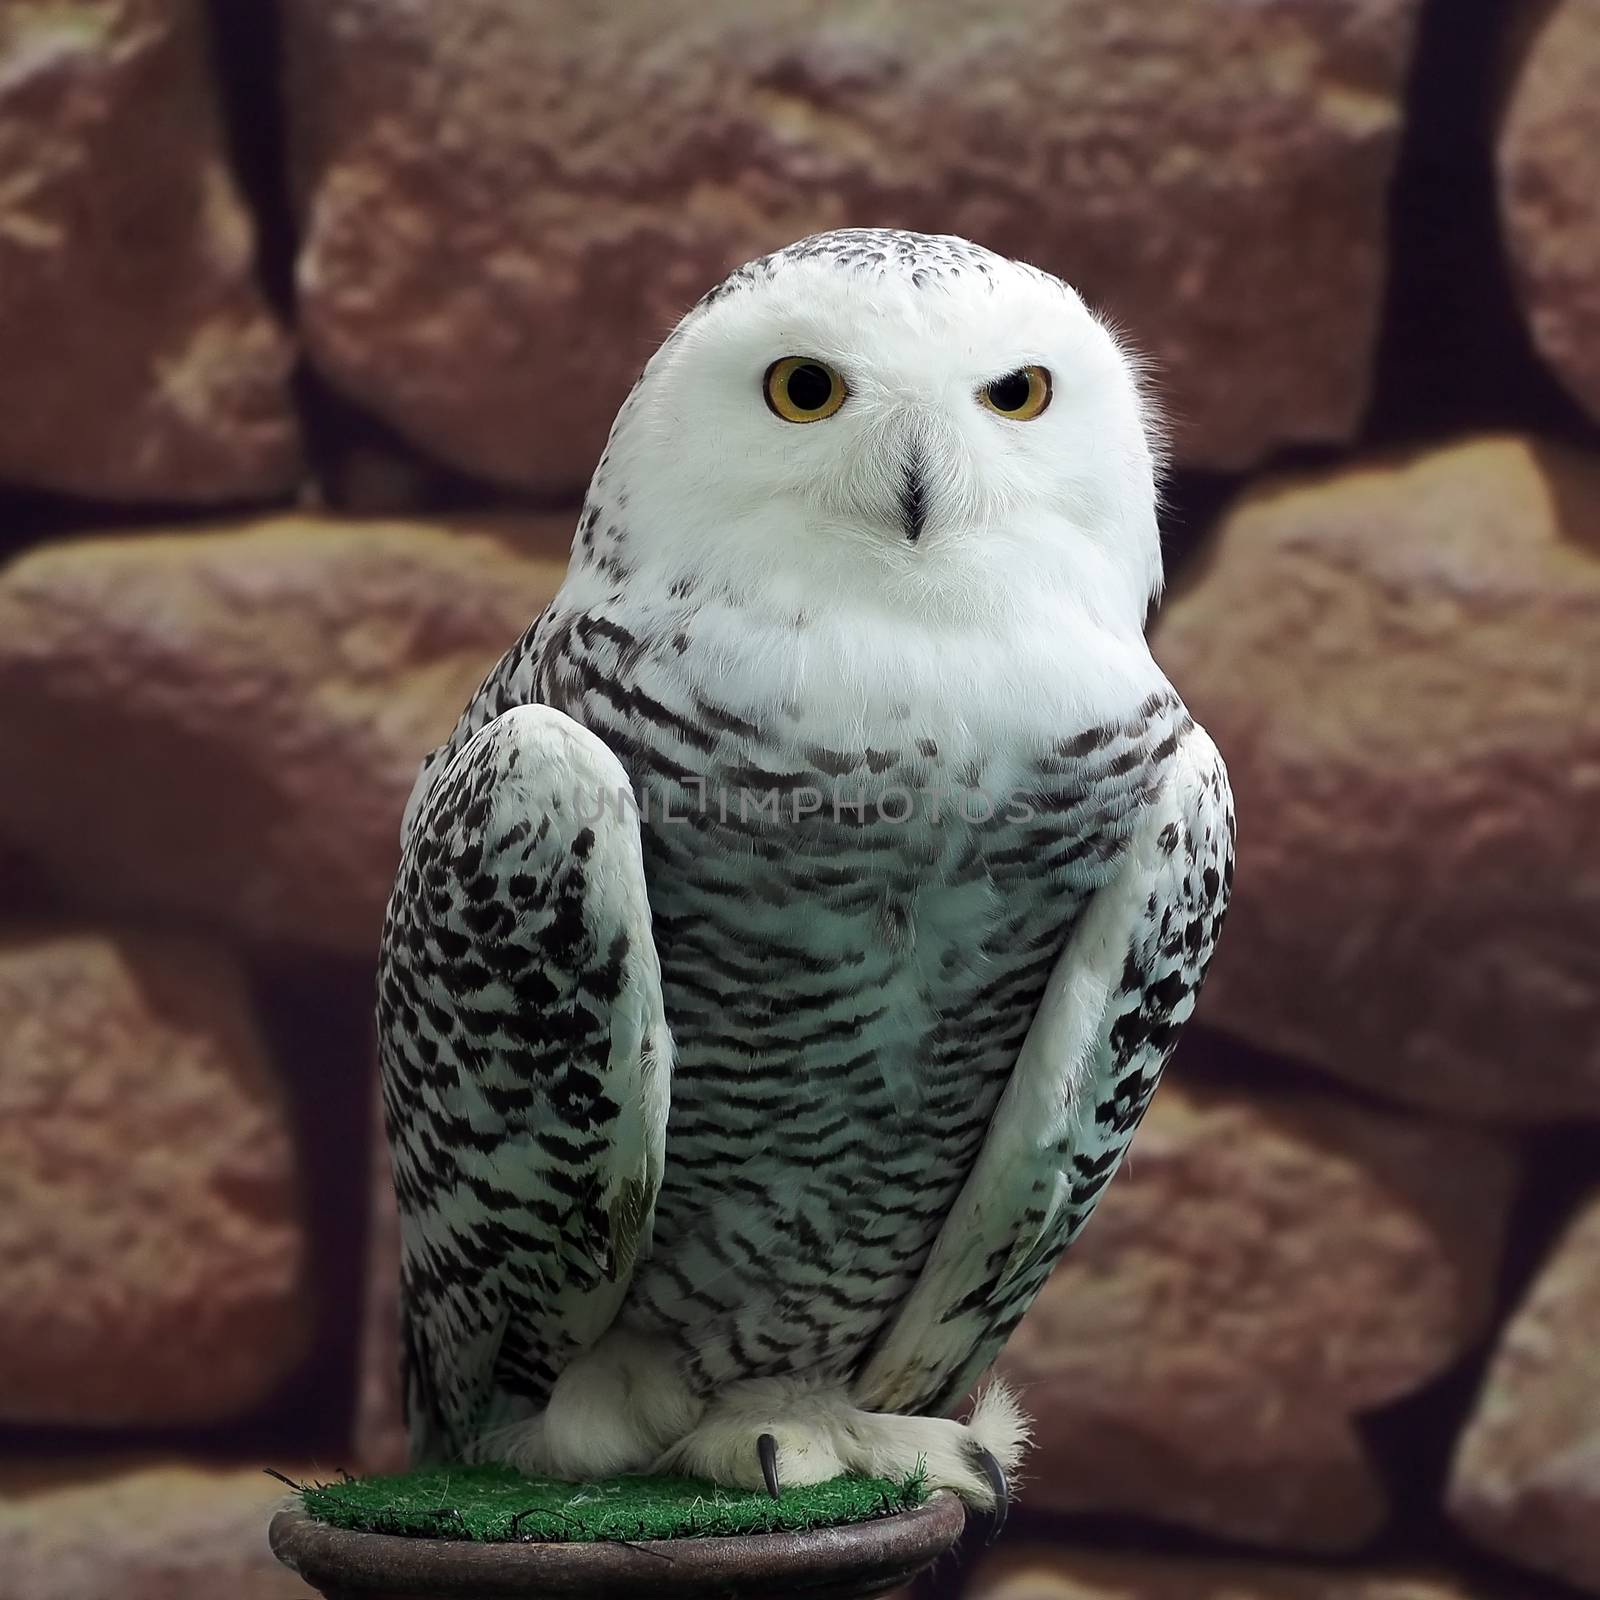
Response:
[1,1,1597,1597]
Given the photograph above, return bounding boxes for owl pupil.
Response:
[988,371,1031,412]
[786,364,833,412]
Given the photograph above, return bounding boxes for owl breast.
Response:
[536,598,1184,1391]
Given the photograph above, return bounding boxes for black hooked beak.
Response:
[899,447,927,544]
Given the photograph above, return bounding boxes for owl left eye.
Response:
[764,357,847,423]
[979,365,1052,420]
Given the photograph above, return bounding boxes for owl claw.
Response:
[757,1433,781,1499]
[973,1445,1009,1541]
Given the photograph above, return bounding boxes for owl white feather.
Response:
[378,229,1233,1520]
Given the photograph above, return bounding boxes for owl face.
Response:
[605,231,1162,634]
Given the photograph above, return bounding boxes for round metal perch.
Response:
[269,1490,965,1600]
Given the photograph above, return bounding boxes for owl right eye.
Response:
[764,358,847,423]
[979,365,1052,420]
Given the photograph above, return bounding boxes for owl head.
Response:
[594,229,1163,636]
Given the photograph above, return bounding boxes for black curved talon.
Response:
[757,1432,782,1500]
[973,1446,1009,1543]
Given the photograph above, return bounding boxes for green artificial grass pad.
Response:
[289,1461,930,1543]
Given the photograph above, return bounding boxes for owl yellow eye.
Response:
[979,365,1052,420]
[764,357,847,423]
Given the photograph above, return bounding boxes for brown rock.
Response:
[0,513,571,955]
[0,929,309,1425]
[0,1,301,502]
[997,1067,1517,1551]
[352,1116,408,1473]
[0,1459,313,1600]
[284,0,1422,493]
[1448,1189,1600,1594]
[969,1546,1539,1600]
[1499,0,1600,426]
[1151,437,1600,1121]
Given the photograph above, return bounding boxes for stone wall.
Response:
[1,1,1597,1597]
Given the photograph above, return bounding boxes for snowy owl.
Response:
[378,228,1234,1521]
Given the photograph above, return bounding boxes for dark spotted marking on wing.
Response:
[380,711,662,1457]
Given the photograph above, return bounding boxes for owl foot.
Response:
[468,1327,703,1479]
[747,1430,1009,1535]
[656,1376,1029,1515]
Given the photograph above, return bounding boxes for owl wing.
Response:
[378,702,671,1461]
[856,719,1233,1416]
